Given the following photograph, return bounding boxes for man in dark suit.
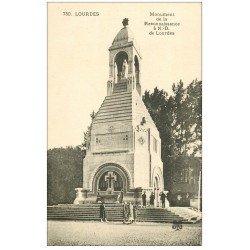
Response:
[100,201,107,222]
[150,192,155,207]
[142,191,146,208]
[160,192,166,208]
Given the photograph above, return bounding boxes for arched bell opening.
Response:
[134,55,140,84]
[114,51,129,83]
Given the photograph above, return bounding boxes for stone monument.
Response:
[79,18,165,205]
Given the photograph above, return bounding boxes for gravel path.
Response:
[48,220,201,246]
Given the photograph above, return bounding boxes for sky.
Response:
[48,2,201,149]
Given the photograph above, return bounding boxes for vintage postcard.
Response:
[48,2,202,246]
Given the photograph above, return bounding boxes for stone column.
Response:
[127,76,133,92]
[128,60,133,74]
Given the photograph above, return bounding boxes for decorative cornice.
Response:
[92,149,129,155]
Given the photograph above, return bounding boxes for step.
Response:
[96,106,131,113]
[47,205,184,223]
[101,98,132,107]
[93,117,132,124]
[47,215,123,219]
[94,115,133,123]
[106,92,130,97]
[98,105,131,113]
[47,210,123,213]
[98,102,132,111]
[113,83,127,88]
[113,87,127,91]
[105,92,131,100]
[113,90,127,92]
[54,204,124,207]
[114,86,127,90]
[48,211,123,214]
[96,108,132,117]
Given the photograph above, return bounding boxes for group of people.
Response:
[99,190,168,222]
[123,202,137,224]
[142,191,167,208]
[100,201,137,223]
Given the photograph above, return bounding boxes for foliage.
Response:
[143,79,202,157]
[143,79,202,190]
[47,111,96,205]
[47,146,85,205]
[47,81,201,204]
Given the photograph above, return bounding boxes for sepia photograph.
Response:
[3,0,250,249]
[47,2,202,246]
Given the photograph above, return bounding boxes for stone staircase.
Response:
[47,204,123,221]
[137,208,187,223]
[113,82,127,94]
[93,92,132,124]
[168,207,202,223]
[47,204,188,223]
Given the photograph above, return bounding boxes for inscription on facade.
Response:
[93,132,132,152]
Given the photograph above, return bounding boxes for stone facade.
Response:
[82,20,164,205]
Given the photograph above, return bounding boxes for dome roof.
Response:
[112,26,135,46]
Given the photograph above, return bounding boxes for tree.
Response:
[47,111,96,205]
[142,80,202,191]
[47,146,85,205]
[186,79,202,156]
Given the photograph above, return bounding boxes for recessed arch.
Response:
[90,163,132,194]
[134,55,139,70]
[152,166,164,191]
[114,51,129,82]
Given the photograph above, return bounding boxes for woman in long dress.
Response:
[128,202,134,223]
[123,202,128,223]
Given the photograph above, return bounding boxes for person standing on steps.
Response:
[123,201,129,224]
[142,191,146,208]
[150,191,155,207]
[100,201,107,222]
[128,202,134,224]
[160,191,166,208]
[132,203,137,223]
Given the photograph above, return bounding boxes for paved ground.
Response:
[48,220,202,246]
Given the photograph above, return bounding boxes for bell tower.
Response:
[107,18,142,96]
[81,18,164,205]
